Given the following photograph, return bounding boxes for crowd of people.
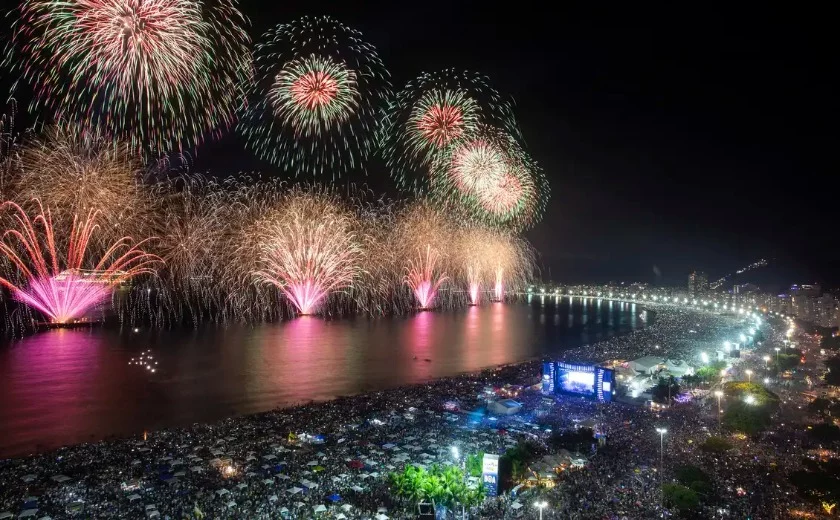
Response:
[0,304,828,519]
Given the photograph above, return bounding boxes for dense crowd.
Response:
[0,305,825,519]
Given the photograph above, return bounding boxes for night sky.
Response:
[5,2,837,287]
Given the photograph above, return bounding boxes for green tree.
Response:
[775,353,800,372]
[651,376,680,404]
[723,381,780,407]
[700,436,733,454]
[663,483,700,510]
[808,423,840,444]
[465,453,483,478]
[808,397,832,417]
[821,335,840,351]
[675,465,711,495]
[826,357,840,386]
[695,361,727,383]
[722,401,772,435]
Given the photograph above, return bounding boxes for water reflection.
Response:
[0,299,643,457]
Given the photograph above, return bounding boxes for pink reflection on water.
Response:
[0,329,114,455]
[488,302,508,366]
[406,311,434,379]
[462,305,481,368]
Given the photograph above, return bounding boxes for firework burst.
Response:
[394,201,456,310]
[234,186,362,316]
[405,244,447,310]
[7,0,253,153]
[239,16,390,177]
[379,70,519,193]
[431,126,548,231]
[0,200,161,324]
[8,126,153,242]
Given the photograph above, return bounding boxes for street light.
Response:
[655,428,667,508]
[534,500,548,520]
[762,355,770,369]
[714,390,723,429]
[774,347,781,364]
[745,369,753,383]
[745,394,756,405]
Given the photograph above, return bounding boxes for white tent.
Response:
[128,494,141,502]
[20,475,36,483]
[340,504,352,512]
[263,478,274,485]
[214,489,229,497]
[511,501,523,510]
[18,510,38,519]
[336,514,347,520]
[313,505,327,513]
[146,511,159,519]
[225,501,236,508]
[375,514,389,520]
[306,460,318,466]
[50,475,70,483]
[287,487,303,495]
[236,483,247,491]
[144,505,157,511]
[269,495,278,502]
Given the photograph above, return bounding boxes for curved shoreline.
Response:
[0,301,666,461]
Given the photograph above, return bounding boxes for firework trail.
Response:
[8,126,153,243]
[228,186,361,316]
[394,201,456,310]
[6,0,253,154]
[379,70,520,193]
[239,16,390,177]
[148,173,235,323]
[0,200,161,324]
[405,244,447,310]
[431,126,548,231]
[455,226,494,305]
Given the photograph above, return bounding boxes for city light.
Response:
[745,369,753,382]
[534,500,548,520]
[700,352,709,364]
[744,395,756,405]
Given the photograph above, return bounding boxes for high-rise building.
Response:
[688,271,708,297]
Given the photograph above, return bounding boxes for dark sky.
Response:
[7,2,839,287]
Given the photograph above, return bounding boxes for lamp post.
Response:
[655,428,667,509]
[714,390,723,429]
[762,355,770,370]
[534,500,548,520]
[745,369,753,383]
[774,347,781,364]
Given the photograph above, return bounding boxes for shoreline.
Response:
[0,303,752,520]
[0,302,662,461]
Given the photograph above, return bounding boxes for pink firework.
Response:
[405,245,448,310]
[0,201,161,324]
[254,191,361,316]
[416,103,464,147]
[291,71,339,109]
[468,281,480,305]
